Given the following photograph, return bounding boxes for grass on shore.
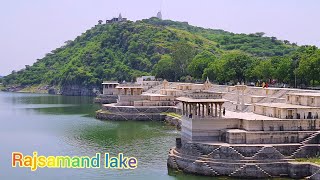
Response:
[162,112,182,119]
[96,109,111,114]
[295,158,320,165]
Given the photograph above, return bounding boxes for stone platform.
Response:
[96,104,176,121]
[167,141,320,179]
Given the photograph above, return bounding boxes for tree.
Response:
[203,59,226,83]
[172,42,195,81]
[203,51,255,84]
[252,59,275,81]
[297,50,320,86]
[221,51,255,83]
[283,40,290,44]
[273,57,292,83]
[152,55,176,81]
[255,32,265,37]
[188,50,216,79]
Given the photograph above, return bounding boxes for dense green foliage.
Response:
[3,17,320,88]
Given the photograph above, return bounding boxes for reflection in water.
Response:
[0,92,292,180]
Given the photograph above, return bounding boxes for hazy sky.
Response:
[1,0,319,75]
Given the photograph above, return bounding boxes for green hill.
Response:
[2,17,319,95]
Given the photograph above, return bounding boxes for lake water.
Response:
[1,92,242,180]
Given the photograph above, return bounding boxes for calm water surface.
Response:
[0,92,291,180]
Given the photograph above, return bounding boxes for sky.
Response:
[0,0,319,75]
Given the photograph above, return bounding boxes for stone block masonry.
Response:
[167,142,320,179]
[96,104,177,121]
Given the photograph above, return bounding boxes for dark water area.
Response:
[0,92,291,180]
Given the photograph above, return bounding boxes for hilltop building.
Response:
[106,13,127,24]
[157,11,162,20]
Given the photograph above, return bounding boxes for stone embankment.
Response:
[96,104,177,121]
[167,141,320,179]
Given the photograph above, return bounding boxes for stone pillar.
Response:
[189,103,192,116]
[195,103,198,116]
[184,103,187,116]
[182,102,185,115]
[192,104,196,116]
[211,103,214,117]
[202,103,205,117]
[241,89,245,110]
[185,103,188,116]
[198,103,201,117]
[186,103,188,115]
[237,88,240,110]
[187,103,189,116]
[215,103,218,117]
[219,103,222,118]
[207,103,210,116]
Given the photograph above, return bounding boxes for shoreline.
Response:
[1,84,100,97]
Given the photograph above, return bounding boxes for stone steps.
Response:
[255,164,272,177]
[302,131,320,144]
[228,146,246,159]
[255,89,289,104]
[202,146,221,157]
[169,148,319,179]
[196,145,294,161]
[229,164,246,176]
[178,144,300,161]
[171,156,181,171]
[229,164,272,178]
[289,145,305,158]
[251,146,267,158]
[203,162,220,176]
[172,148,293,164]
[250,146,286,160]
[306,168,320,180]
